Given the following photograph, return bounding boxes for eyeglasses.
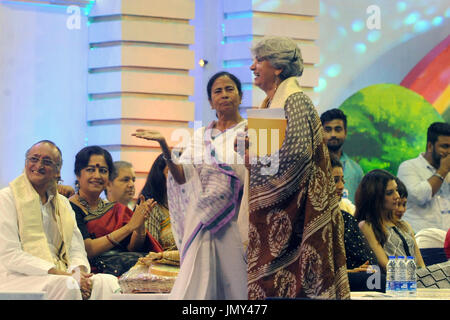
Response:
[26,156,59,168]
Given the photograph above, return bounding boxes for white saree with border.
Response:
[167,120,248,300]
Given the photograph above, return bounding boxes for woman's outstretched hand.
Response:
[132,129,186,185]
[132,129,166,144]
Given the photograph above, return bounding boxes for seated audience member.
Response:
[393,177,407,222]
[320,108,364,203]
[138,153,177,251]
[356,169,450,288]
[330,154,356,215]
[330,155,384,292]
[105,161,136,209]
[0,140,120,299]
[397,122,450,234]
[69,146,162,276]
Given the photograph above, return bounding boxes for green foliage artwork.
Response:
[339,84,444,175]
[442,105,450,123]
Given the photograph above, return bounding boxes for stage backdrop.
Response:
[0,0,448,190]
[0,1,90,188]
[317,0,449,175]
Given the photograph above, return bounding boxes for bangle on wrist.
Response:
[433,172,445,181]
[135,230,147,237]
[106,233,121,247]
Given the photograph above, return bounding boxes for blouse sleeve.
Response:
[70,202,91,240]
[342,211,378,269]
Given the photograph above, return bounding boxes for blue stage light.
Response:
[414,20,430,33]
[367,30,381,43]
[404,12,420,25]
[432,16,443,26]
[326,64,341,78]
[397,2,407,13]
[354,43,367,54]
[351,20,364,32]
[314,78,327,93]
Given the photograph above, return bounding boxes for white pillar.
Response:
[87,0,196,194]
[221,0,321,113]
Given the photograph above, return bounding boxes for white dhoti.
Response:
[0,272,120,300]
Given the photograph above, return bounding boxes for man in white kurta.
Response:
[0,140,120,300]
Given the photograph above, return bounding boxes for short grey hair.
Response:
[251,36,304,80]
[110,161,133,181]
[25,140,63,169]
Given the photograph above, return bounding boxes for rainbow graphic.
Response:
[401,35,450,115]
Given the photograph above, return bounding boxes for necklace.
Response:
[77,194,107,216]
[265,83,279,108]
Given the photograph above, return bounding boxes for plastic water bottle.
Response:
[406,256,417,296]
[395,256,407,297]
[385,256,396,296]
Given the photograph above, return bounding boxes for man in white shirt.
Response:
[397,122,450,233]
[0,140,120,299]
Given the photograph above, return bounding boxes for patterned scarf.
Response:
[10,173,73,272]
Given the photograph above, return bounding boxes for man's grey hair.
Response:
[110,161,133,181]
[25,140,62,169]
[251,36,304,80]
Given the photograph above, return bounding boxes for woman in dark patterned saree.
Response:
[247,36,350,299]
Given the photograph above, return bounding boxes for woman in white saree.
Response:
[133,71,248,299]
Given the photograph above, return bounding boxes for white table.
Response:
[351,288,450,300]
[0,291,47,300]
[110,293,170,300]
